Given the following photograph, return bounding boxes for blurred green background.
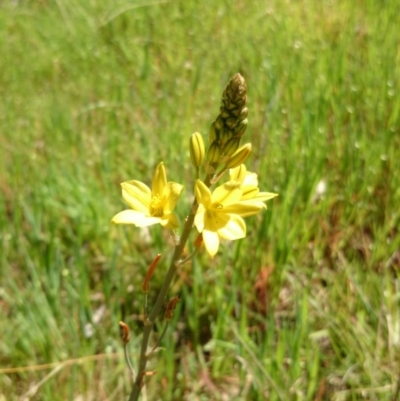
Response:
[1,0,399,400]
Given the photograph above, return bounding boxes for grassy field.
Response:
[1,0,400,400]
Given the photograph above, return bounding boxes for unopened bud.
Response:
[189,132,205,168]
[220,106,230,119]
[224,143,252,169]
[225,117,237,129]
[207,140,221,163]
[222,137,241,156]
[214,116,224,130]
[238,107,248,122]
[234,118,248,137]
[209,123,218,143]
[219,127,232,146]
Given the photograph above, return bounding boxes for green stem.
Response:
[148,321,169,357]
[128,213,196,400]
[128,175,213,401]
[124,343,135,379]
[128,174,214,400]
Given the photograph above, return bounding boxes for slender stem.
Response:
[124,343,135,379]
[177,248,198,266]
[143,293,148,319]
[128,174,213,401]
[148,321,169,357]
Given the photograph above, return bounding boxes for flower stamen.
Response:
[150,195,163,217]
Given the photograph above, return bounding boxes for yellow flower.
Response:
[229,164,278,207]
[194,179,262,258]
[112,162,183,229]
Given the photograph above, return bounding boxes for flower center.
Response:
[211,203,223,210]
[150,195,163,217]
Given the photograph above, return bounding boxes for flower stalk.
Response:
[111,73,277,400]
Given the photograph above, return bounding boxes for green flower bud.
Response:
[222,137,241,156]
[209,123,218,143]
[238,107,249,122]
[189,132,205,168]
[220,107,230,119]
[219,127,231,146]
[234,118,248,137]
[207,140,221,163]
[214,116,224,130]
[225,117,237,129]
[224,143,252,169]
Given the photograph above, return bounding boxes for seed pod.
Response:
[224,143,252,169]
[189,132,205,168]
[207,140,221,163]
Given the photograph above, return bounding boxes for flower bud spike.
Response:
[211,73,249,149]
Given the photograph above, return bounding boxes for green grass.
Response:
[1,0,400,399]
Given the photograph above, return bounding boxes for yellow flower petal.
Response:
[243,172,258,186]
[211,182,242,205]
[254,192,278,202]
[193,163,277,258]
[194,205,206,232]
[217,202,262,217]
[160,213,179,229]
[152,162,167,197]
[202,230,220,258]
[163,182,184,213]
[241,186,259,200]
[114,162,183,231]
[229,164,247,182]
[112,210,161,226]
[217,215,246,240]
[204,209,231,231]
[121,181,151,212]
[195,180,212,207]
